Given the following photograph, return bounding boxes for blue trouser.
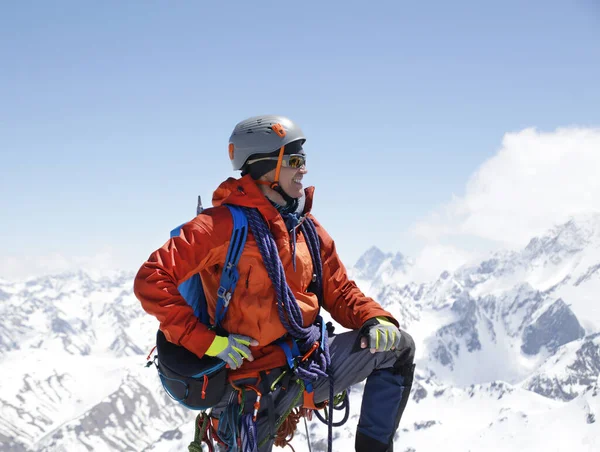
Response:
[212,328,416,452]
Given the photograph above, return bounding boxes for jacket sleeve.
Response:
[133,211,228,358]
[309,214,397,330]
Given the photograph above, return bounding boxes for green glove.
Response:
[361,316,401,354]
[205,334,258,370]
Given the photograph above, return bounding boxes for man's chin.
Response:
[287,191,304,199]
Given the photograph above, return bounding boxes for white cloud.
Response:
[413,127,600,248]
[409,244,479,283]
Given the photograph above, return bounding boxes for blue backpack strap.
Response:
[170,205,248,328]
[275,337,301,370]
[274,336,318,392]
[214,205,248,328]
[171,224,210,325]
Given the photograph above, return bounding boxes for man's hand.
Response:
[360,317,402,354]
[205,334,259,369]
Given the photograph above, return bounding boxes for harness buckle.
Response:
[217,286,232,306]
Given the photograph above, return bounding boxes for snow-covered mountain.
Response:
[0,271,195,452]
[357,213,600,451]
[2,214,600,451]
[349,246,413,296]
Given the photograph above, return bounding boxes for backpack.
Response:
[149,202,249,410]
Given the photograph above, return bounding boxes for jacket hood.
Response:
[212,175,315,220]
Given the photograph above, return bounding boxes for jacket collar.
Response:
[212,174,315,224]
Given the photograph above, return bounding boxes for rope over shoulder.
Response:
[242,207,330,381]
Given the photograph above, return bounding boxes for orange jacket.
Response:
[134,175,395,379]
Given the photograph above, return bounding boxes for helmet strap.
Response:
[254,179,299,209]
[270,145,297,206]
[270,181,297,206]
[273,145,285,184]
[252,145,297,209]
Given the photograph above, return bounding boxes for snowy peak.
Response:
[524,213,600,260]
[440,214,600,302]
[351,246,413,296]
[353,246,404,279]
[369,213,600,405]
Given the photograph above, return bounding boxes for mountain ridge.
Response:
[2,214,600,450]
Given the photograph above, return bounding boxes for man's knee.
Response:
[394,330,415,377]
[401,329,416,361]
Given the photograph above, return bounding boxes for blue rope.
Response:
[218,401,242,451]
[282,212,299,271]
[314,387,350,427]
[299,216,323,301]
[241,413,258,452]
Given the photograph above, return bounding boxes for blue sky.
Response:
[1,0,600,280]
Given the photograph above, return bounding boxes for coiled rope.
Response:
[242,208,330,381]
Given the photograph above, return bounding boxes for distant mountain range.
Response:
[2,214,600,451]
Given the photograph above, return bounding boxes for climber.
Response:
[134,114,416,452]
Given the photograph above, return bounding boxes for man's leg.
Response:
[212,329,415,452]
[311,328,416,452]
